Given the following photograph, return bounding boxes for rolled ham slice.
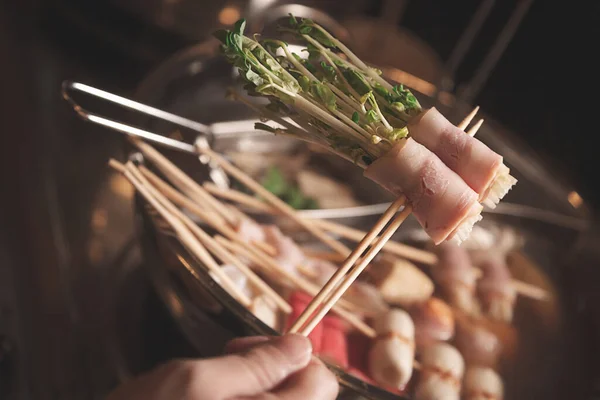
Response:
[476,254,516,323]
[364,138,483,245]
[433,243,480,316]
[368,309,415,391]
[414,342,465,400]
[463,366,504,400]
[408,107,517,208]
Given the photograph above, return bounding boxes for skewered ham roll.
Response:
[433,243,480,316]
[463,366,504,400]
[476,254,516,323]
[364,138,483,245]
[414,342,465,400]
[454,316,502,368]
[409,298,455,347]
[368,309,415,391]
[408,107,517,208]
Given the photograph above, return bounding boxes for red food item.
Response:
[285,291,323,354]
[319,315,348,369]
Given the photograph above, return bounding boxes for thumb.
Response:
[200,334,313,399]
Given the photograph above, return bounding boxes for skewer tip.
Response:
[467,118,484,137]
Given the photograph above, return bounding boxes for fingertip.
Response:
[274,334,313,367]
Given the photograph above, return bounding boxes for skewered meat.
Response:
[414,342,465,400]
[368,309,416,391]
[364,138,483,245]
[408,107,517,208]
[370,255,434,307]
[410,298,455,347]
[433,243,480,316]
[463,366,504,400]
[476,254,516,323]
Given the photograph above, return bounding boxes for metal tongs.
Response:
[61,80,232,189]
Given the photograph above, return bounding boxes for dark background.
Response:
[0,0,598,399]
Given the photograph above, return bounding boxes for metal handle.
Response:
[61,80,230,188]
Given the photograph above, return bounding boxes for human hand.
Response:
[106,334,339,400]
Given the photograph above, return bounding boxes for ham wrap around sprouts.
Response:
[408,107,517,208]
[364,138,483,245]
[216,17,516,245]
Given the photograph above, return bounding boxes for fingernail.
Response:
[274,334,312,367]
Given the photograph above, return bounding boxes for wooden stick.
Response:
[299,204,414,336]
[203,182,439,265]
[139,165,277,258]
[458,106,480,130]
[123,162,292,313]
[195,145,351,256]
[110,161,253,307]
[469,267,548,301]
[215,236,376,338]
[302,249,347,263]
[288,196,406,334]
[133,140,236,225]
[467,118,484,137]
[203,180,547,301]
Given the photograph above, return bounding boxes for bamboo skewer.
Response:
[288,196,407,334]
[138,165,277,257]
[458,106,480,130]
[195,144,351,256]
[202,182,438,265]
[121,162,292,313]
[202,182,548,301]
[215,236,376,338]
[110,161,253,308]
[467,118,484,137]
[298,204,414,336]
[134,140,236,225]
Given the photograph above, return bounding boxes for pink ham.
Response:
[364,138,483,245]
[235,218,266,243]
[262,225,306,275]
[408,108,516,208]
[433,243,480,315]
[476,255,516,323]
